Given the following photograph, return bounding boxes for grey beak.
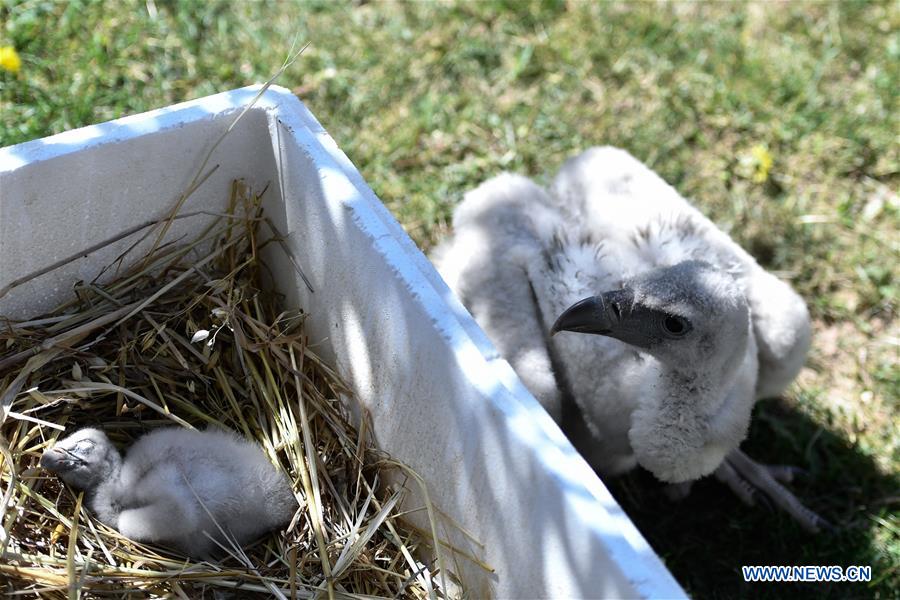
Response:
[551,289,634,336]
[40,447,67,471]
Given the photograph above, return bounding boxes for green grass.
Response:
[2,1,898,598]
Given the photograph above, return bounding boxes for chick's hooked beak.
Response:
[551,289,635,336]
[40,447,78,472]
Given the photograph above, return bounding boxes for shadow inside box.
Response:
[604,397,899,600]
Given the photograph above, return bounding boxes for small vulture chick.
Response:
[41,427,297,559]
[433,146,828,532]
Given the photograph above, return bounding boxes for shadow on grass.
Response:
[606,399,898,600]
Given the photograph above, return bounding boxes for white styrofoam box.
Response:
[0,86,686,599]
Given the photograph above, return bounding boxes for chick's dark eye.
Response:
[663,315,690,337]
[72,440,95,454]
[610,301,621,320]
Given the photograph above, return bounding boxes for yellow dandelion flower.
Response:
[750,144,773,183]
[0,46,22,74]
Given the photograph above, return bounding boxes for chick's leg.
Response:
[715,449,831,533]
[117,492,198,544]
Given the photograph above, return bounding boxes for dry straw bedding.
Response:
[0,182,461,598]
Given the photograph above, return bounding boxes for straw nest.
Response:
[0,181,463,598]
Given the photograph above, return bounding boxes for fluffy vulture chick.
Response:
[432,147,825,531]
[41,427,297,559]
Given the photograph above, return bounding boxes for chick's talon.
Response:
[718,449,832,534]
